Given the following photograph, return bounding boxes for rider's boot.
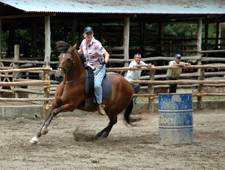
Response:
[98,104,106,115]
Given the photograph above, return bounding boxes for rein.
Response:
[58,51,104,84]
[63,64,104,84]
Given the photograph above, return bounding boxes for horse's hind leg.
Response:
[93,109,118,139]
[30,107,62,144]
[93,124,114,140]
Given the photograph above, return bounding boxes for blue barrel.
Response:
[158,93,193,145]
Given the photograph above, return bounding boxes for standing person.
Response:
[78,26,109,115]
[166,54,190,93]
[125,53,151,104]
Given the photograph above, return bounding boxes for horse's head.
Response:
[55,41,77,83]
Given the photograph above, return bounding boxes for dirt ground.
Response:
[0,108,225,170]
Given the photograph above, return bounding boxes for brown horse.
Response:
[30,41,134,144]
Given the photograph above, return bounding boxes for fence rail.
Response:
[108,64,225,112]
[1,63,225,114]
[0,66,52,118]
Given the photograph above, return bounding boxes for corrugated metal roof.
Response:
[1,0,225,14]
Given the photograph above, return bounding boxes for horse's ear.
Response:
[71,44,77,51]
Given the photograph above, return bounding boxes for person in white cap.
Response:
[78,26,109,115]
[166,54,190,93]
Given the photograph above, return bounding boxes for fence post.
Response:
[44,16,51,66]
[14,45,20,98]
[123,16,130,67]
[197,68,204,109]
[42,65,50,119]
[148,69,155,113]
[197,17,203,109]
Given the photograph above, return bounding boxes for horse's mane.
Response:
[55,41,86,66]
[55,41,70,53]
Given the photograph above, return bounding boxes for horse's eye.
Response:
[67,58,71,62]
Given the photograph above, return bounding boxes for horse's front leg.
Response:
[41,107,62,135]
[30,107,62,144]
[30,104,75,144]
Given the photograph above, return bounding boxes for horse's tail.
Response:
[124,100,133,124]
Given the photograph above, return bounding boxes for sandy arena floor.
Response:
[0,108,225,170]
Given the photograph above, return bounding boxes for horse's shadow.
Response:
[72,126,158,145]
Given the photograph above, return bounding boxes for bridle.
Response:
[57,51,74,74]
[57,50,105,84]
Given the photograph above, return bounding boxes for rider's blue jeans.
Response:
[93,65,106,104]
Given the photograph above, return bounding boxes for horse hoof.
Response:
[93,134,100,140]
[41,125,49,135]
[30,136,38,144]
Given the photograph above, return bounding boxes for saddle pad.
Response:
[84,71,111,99]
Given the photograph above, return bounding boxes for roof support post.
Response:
[204,17,208,54]
[0,19,2,59]
[99,23,103,43]
[32,22,38,58]
[140,22,146,57]
[72,19,76,45]
[9,24,15,58]
[123,16,130,67]
[78,23,82,45]
[216,22,221,49]
[197,17,202,59]
[159,22,163,52]
[197,17,203,110]
[44,16,51,66]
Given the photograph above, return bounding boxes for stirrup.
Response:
[99,104,105,109]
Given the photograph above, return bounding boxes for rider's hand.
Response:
[100,60,107,65]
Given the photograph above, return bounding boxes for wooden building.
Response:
[1,0,225,62]
[1,0,225,98]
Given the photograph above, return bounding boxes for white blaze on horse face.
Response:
[63,53,65,58]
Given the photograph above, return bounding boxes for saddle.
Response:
[77,67,111,110]
[84,67,111,99]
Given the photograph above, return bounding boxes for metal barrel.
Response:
[158,93,193,145]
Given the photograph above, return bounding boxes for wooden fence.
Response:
[0,66,53,118]
[1,44,225,114]
[1,65,225,117]
[107,65,225,113]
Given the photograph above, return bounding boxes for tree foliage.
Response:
[164,23,198,38]
[1,22,225,57]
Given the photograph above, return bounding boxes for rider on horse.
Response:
[78,26,110,115]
